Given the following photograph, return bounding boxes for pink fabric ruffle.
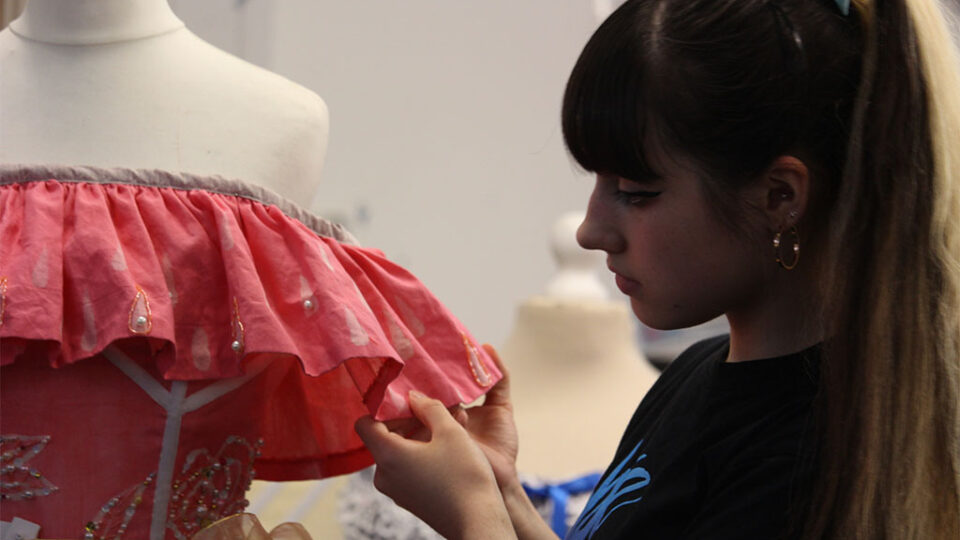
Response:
[0,169,500,481]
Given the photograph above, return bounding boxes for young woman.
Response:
[355,0,960,538]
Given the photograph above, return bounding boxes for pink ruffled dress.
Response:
[0,165,501,539]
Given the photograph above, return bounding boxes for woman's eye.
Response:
[614,189,662,205]
[614,178,661,204]
[613,178,661,205]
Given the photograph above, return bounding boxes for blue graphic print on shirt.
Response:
[566,440,650,540]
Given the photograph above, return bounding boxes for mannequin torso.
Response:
[501,213,661,479]
[0,3,338,537]
[0,0,329,204]
[504,298,660,478]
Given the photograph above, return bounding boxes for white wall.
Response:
[169,0,608,346]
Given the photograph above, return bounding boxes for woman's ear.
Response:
[756,155,810,230]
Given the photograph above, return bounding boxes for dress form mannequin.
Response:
[0,0,329,204]
[502,212,661,479]
[1,5,331,537]
[0,3,502,538]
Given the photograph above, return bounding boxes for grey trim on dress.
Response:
[0,163,360,245]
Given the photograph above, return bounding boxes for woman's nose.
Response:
[577,190,623,254]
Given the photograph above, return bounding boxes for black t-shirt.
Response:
[566,336,819,540]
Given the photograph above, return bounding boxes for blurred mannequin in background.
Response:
[502,212,660,479]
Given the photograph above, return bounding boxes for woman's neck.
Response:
[10,0,184,45]
[725,266,824,362]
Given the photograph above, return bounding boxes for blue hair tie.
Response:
[834,0,851,15]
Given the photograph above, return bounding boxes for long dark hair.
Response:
[562,0,960,537]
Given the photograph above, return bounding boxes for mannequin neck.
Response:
[502,297,643,377]
[10,0,184,45]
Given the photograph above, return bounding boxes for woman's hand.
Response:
[460,345,521,489]
[377,345,521,487]
[462,346,558,540]
[355,389,517,540]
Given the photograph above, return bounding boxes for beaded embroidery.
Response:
[128,285,153,335]
[0,435,58,501]
[0,276,7,327]
[230,297,245,355]
[463,333,492,387]
[166,436,263,539]
[78,437,263,539]
[82,472,156,540]
[299,276,318,315]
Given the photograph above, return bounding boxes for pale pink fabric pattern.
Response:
[0,166,500,539]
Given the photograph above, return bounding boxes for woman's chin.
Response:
[629,297,717,332]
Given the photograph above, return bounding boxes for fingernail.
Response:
[409,390,426,400]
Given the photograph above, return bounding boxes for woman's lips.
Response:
[613,272,640,296]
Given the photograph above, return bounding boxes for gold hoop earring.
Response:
[773,226,800,270]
